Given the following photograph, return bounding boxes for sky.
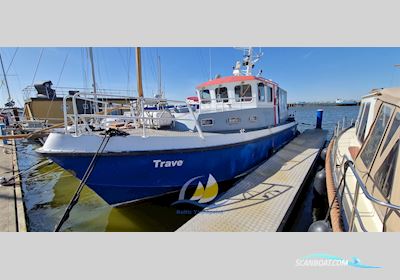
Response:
[1,47,400,107]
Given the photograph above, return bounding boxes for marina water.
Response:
[18,105,360,232]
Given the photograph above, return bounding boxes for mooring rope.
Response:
[54,133,111,232]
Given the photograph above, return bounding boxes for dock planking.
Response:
[177,129,328,232]
[0,139,27,232]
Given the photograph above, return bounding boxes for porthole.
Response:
[228,117,241,124]
[201,119,214,126]
[249,116,257,122]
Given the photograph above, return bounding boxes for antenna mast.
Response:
[233,47,263,76]
[244,47,253,76]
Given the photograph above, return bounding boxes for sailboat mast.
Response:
[88,47,98,113]
[136,47,144,98]
[157,55,162,98]
[0,52,12,103]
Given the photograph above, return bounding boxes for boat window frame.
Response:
[249,115,257,122]
[358,102,394,172]
[215,86,229,103]
[227,117,241,125]
[380,111,400,156]
[199,89,212,104]
[373,140,399,199]
[267,85,273,102]
[356,102,371,143]
[200,118,214,126]
[234,83,253,102]
[355,102,365,134]
[365,107,400,221]
[257,83,266,102]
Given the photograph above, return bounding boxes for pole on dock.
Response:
[316,109,323,129]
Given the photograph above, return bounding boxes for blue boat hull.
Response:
[47,125,297,205]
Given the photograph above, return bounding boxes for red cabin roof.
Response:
[196,75,278,88]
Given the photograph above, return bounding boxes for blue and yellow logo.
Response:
[172,174,219,207]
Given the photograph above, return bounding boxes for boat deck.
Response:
[0,139,27,232]
[177,129,328,232]
[334,127,382,231]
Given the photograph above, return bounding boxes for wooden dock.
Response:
[0,139,27,232]
[177,129,328,232]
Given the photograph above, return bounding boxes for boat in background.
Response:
[335,98,358,106]
[22,81,136,126]
[37,47,298,206]
[0,51,22,126]
[327,87,400,231]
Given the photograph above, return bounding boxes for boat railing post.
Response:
[348,165,360,232]
[141,98,147,138]
[72,93,80,136]
[186,101,204,139]
[63,95,69,133]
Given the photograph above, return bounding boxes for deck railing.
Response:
[63,92,205,139]
[331,118,400,232]
[22,85,137,100]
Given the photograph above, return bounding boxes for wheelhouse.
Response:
[195,75,289,131]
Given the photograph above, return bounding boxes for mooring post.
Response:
[316,109,323,129]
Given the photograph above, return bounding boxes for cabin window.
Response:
[83,103,89,110]
[258,83,265,102]
[357,102,370,143]
[267,86,273,102]
[235,84,252,102]
[215,87,228,103]
[381,112,400,155]
[249,115,257,122]
[360,105,393,169]
[227,117,241,124]
[355,103,364,134]
[200,118,214,126]
[374,140,398,198]
[200,89,211,104]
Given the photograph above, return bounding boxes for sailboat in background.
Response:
[23,48,135,127]
[0,51,22,126]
